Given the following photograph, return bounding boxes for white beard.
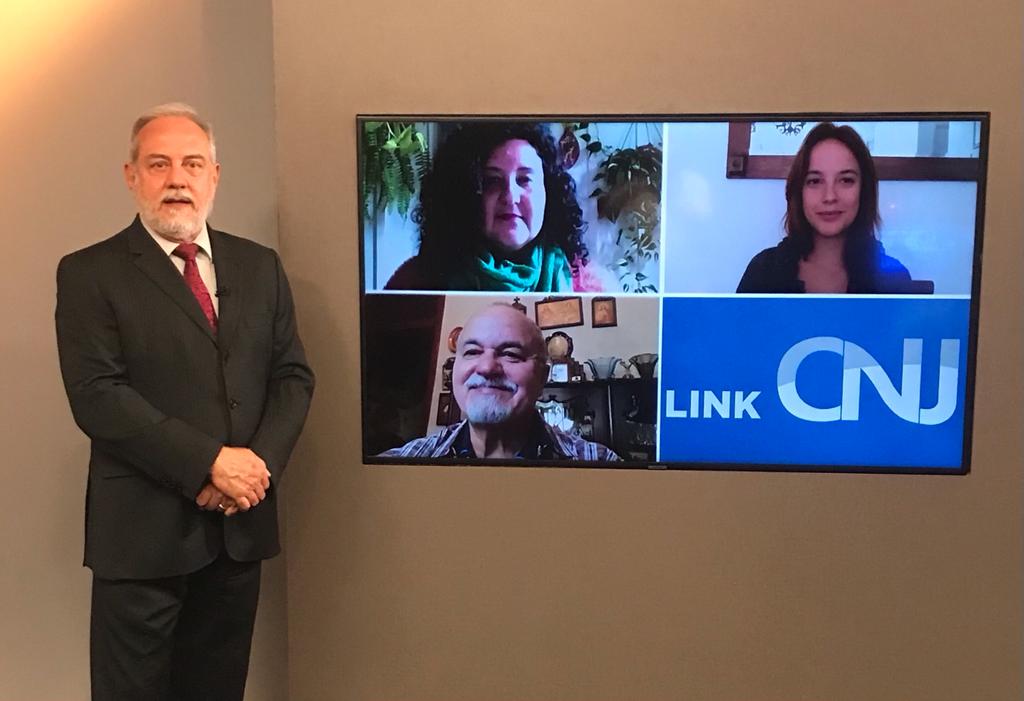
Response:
[462,372,520,425]
[138,193,214,242]
[464,393,515,425]
[147,213,203,240]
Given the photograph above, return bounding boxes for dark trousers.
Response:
[90,552,262,701]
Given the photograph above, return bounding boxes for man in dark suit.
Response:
[55,103,314,701]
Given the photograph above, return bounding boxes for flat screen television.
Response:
[358,113,988,473]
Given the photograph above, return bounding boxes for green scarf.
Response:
[449,243,573,292]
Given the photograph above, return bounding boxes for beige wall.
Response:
[273,1,1023,700]
[1,2,286,699]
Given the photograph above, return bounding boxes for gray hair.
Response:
[129,102,216,163]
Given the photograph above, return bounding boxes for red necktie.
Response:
[172,243,218,332]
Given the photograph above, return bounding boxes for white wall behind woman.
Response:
[662,122,979,293]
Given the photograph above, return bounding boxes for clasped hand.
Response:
[197,446,271,515]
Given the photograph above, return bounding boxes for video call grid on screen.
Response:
[358,113,988,474]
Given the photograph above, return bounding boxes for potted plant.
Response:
[360,121,431,217]
[588,141,663,293]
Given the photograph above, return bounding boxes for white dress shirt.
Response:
[142,221,220,315]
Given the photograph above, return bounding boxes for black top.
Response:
[736,238,922,294]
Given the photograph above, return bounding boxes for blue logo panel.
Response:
[658,297,971,469]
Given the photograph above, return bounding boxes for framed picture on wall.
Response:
[592,297,617,328]
[436,392,460,426]
[535,297,584,330]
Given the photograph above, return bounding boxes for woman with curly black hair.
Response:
[386,122,589,292]
[737,122,916,294]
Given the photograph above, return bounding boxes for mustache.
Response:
[161,190,194,206]
[463,373,517,393]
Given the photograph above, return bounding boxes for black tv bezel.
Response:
[356,111,989,475]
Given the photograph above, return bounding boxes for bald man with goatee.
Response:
[382,304,619,462]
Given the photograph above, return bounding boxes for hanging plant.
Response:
[361,121,431,218]
[588,143,663,293]
[559,121,604,169]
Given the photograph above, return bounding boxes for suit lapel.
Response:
[209,229,242,352]
[126,219,218,345]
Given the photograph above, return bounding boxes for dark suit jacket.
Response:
[56,217,314,580]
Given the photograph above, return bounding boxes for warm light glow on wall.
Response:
[0,0,114,104]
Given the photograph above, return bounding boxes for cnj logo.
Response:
[778,337,960,425]
[665,337,960,425]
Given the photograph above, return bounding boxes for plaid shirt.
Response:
[379,415,621,462]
